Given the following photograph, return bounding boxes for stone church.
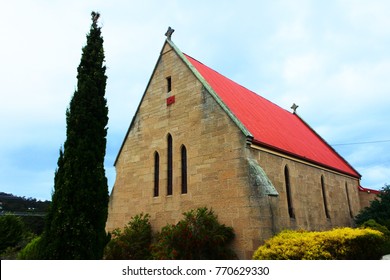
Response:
[106,32,378,259]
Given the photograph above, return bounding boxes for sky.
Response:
[1,0,389,201]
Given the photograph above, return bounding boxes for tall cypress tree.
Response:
[42,12,109,259]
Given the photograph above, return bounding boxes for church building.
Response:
[106,31,378,259]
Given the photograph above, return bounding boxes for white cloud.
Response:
[282,52,327,85]
[359,165,390,189]
[342,0,390,37]
[330,60,390,98]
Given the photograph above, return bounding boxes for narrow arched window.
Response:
[345,182,353,218]
[321,176,330,219]
[284,165,295,218]
[154,152,159,197]
[181,145,187,194]
[166,76,172,93]
[167,134,173,196]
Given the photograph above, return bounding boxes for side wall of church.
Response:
[106,43,261,259]
[249,147,361,235]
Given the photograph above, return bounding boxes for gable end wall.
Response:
[106,42,262,259]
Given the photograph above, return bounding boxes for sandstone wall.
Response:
[358,190,378,209]
[249,146,361,235]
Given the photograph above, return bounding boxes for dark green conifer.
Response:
[41,12,109,259]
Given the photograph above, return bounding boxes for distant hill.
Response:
[0,192,51,235]
[0,192,51,214]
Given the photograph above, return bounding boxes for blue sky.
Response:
[1,0,389,201]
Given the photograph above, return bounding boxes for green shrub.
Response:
[20,216,46,235]
[0,213,27,253]
[103,213,152,259]
[360,219,390,255]
[17,236,44,260]
[151,207,236,260]
[355,184,390,230]
[253,227,385,260]
[360,219,390,236]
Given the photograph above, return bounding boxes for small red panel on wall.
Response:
[166,95,175,106]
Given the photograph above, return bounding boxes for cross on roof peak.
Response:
[165,26,175,40]
[291,103,299,113]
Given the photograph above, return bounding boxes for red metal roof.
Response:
[184,54,360,178]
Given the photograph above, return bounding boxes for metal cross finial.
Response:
[291,103,299,113]
[165,26,175,40]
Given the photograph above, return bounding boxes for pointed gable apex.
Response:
[165,39,253,140]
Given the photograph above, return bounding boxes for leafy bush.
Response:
[253,227,385,260]
[151,207,236,260]
[360,219,390,236]
[360,219,390,255]
[0,213,28,253]
[21,216,46,235]
[17,236,44,260]
[355,184,390,230]
[103,213,152,259]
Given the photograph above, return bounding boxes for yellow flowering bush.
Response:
[253,227,385,260]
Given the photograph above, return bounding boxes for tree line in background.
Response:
[0,191,50,259]
[0,192,50,214]
[0,192,50,236]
